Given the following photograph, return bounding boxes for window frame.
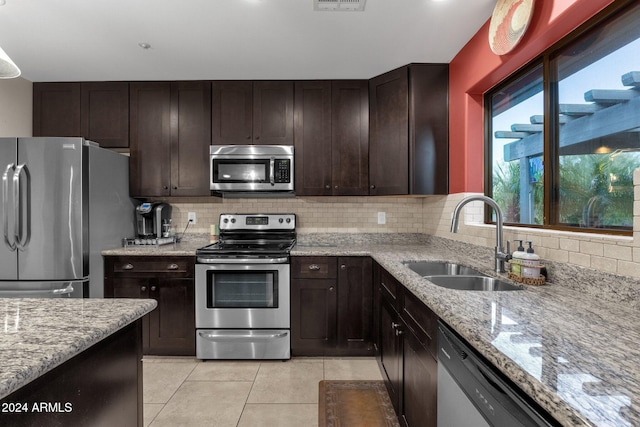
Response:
[484,0,638,236]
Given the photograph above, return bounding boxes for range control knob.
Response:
[230,218,236,223]
[223,218,229,223]
[279,218,284,223]
[286,218,291,223]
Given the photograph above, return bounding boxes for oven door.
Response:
[195,263,290,329]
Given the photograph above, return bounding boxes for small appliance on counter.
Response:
[123,202,175,246]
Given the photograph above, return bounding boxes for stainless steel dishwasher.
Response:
[437,321,558,427]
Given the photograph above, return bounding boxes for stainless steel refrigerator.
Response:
[1,137,136,298]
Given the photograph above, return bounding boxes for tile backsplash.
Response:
[159,169,640,279]
[167,196,424,235]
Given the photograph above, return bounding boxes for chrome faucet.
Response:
[450,195,511,273]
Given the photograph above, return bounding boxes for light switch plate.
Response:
[377,211,386,225]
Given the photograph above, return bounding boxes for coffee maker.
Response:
[135,202,172,238]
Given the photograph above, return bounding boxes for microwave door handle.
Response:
[2,163,16,251]
[269,157,275,186]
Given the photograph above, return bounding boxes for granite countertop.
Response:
[101,233,639,426]
[0,298,157,400]
[293,238,640,427]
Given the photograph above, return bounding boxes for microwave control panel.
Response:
[274,159,291,183]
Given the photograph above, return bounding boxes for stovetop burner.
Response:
[196,213,296,262]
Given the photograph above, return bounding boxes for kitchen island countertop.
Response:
[0,298,157,400]
[102,234,640,426]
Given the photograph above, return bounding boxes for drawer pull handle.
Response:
[141,286,146,292]
[340,264,346,270]
[122,263,134,270]
[308,264,321,271]
[151,286,157,292]
[167,263,179,270]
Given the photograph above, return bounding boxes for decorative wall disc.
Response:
[488,0,535,55]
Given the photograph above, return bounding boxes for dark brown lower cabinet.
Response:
[0,321,142,427]
[104,256,195,356]
[291,256,373,356]
[374,261,438,427]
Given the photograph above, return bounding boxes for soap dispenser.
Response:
[511,240,526,277]
[522,241,541,278]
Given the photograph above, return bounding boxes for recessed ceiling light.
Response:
[0,0,6,6]
[138,42,151,50]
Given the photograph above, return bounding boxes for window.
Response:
[487,1,640,233]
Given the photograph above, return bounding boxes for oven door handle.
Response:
[198,331,289,341]
[197,257,289,264]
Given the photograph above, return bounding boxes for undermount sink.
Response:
[402,261,521,291]
[425,275,522,291]
[402,261,485,277]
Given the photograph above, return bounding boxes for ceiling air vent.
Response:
[314,0,366,12]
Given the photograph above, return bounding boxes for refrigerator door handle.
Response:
[13,163,30,250]
[2,163,17,251]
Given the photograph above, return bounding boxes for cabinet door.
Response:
[33,83,81,137]
[409,64,449,195]
[331,81,369,195]
[212,81,253,145]
[107,276,152,352]
[291,278,337,356]
[147,277,196,356]
[81,82,129,148]
[294,81,332,196]
[129,82,172,197]
[170,81,212,196]
[253,81,294,145]
[369,67,409,195]
[402,329,437,427]
[379,293,402,413]
[337,257,373,355]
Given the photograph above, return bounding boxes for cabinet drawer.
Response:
[108,256,194,276]
[402,290,437,358]
[291,256,337,279]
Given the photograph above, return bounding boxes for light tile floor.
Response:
[143,356,383,427]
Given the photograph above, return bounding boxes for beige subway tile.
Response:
[546,248,569,263]
[579,241,604,257]
[568,252,591,268]
[590,256,618,274]
[603,244,632,262]
[541,236,559,250]
[617,260,640,278]
[559,238,580,252]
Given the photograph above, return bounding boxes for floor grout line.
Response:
[144,356,380,427]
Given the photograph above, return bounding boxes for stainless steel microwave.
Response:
[209,145,294,194]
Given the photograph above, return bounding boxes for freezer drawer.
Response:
[196,329,290,360]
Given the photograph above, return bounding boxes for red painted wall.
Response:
[448,0,617,193]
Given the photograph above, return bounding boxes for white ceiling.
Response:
[0,0,495,82]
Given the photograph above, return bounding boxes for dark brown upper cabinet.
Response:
[81,82,130,149]
[129,81,211,197]
[212,80,294,146]
[294,80,369,196]
[33,82,81,138]
[369,64,449,195]
[34,82,130,149]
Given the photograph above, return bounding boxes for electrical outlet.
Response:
[377,211,386,225]
[188,212,197,224]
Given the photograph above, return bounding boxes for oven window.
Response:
[214,160,268,182]
[206,271,278,308]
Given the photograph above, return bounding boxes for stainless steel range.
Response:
[195,213,296,360]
